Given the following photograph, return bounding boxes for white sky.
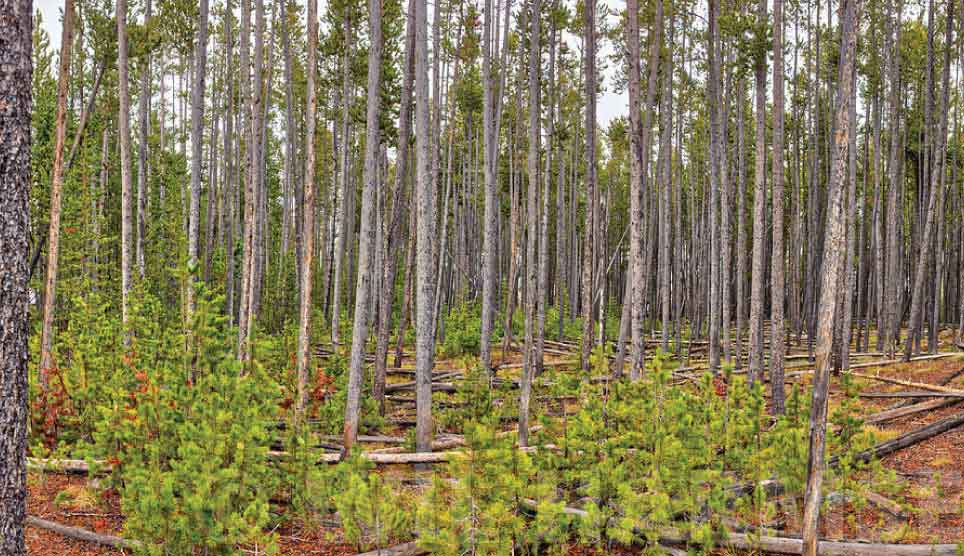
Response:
[35,0,628,126]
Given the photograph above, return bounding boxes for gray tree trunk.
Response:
[801,1,861,553]
[414,0,437,454]
[771,0,787,412]
[344,0,384,451]
[0,1,32,552]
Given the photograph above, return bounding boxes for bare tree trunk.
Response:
[136,0,151,281]
[883,0,904,357]
[747,0,768,384]
[771,0,787,412]
[187,0,210,324]
[330,11,352,347]
[374,0,416,411]
[344,0,384,452]
[520,0,541,447]
[414,0,437,454]
[39,0,75,410]
[707,0,723,374]
[118,0,134,329]
[580,0,597,371]
[224,0,236,324]
[904,0,953,361]
[801,0,861,553]
[237,0,255,360]
[295,0,319,426]
[0,5,32,553]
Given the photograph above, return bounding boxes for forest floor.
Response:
[25,339,964,555]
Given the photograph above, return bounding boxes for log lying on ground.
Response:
[731,411,964,499]
[517,499,956,556]
[850,371,964,395]
[864,397,964,425]
[355,542,426,556]
[786,353,961,380]
[832,410,964,466]
[859,391,964,398]
[26,516,141,549]
[268,450,455,465]
[28,457,99,474]
[887,367,964,410]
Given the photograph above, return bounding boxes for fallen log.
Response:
[859,391,964,398]
[26,515,141,549]
[864,398,964,425]
[864,491,907,519]
[28,458,98,475]
[850,371,964,395]
[355,542,425,556]
[888,367,964,410]
[517,499,956,556]
[832,411,964,466]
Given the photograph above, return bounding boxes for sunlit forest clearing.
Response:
[1,0,964,552]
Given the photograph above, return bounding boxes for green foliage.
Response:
[440,303,482,358]
[333,455,411,551]
[92,288,280,555]
[417,423,565,556]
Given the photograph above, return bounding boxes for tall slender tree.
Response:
[771,0,787,412]
[414,0,437,454]
[0,2,31,553]
[344,0,384,452]
[521,0,542,447]
[801,0,862,552]
[296,0,319,426]
[39,0,76,415]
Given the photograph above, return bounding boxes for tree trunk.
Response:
[0,2,31,552]
[295,0,319,426]
[414,0,437,454]
[135,0,151,281]
[771,0,786,412]
[801,1,861,553]
[747,0,768,384]
[580,0,597,371]
[903,0,953,361]
[520,0,541,447]
[344,0,384,452]
[38,0,75,418]
[374,0,416,411]
[118,0,134,328]
[187,0,210,324]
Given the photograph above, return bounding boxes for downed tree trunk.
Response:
[850,371,964,395]
[26,516,141,549]
[355,542,425,556]
[831,411,964,466]
[864,398,964,425]
[28,458,98,474]
[859,391,964,398]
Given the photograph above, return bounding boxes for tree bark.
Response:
[414,0,437,454]
[296,0,319,426]
[0,0,31,550]
[747,0,768,384]
[38,0,75,412]
[801,0,861,553]
[118,0,134,328]
[187,0,210,325]
[344,0,384,452]
[903,0,953,361]
[770,0,787,412]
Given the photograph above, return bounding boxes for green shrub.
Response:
[93,287,281,556]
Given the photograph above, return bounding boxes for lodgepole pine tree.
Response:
[415,0,437,454]
[38,0,75,417]
[0,0,31,552]
[296,0,319,425]
[801,0,861,552]
[344,0,384,452]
